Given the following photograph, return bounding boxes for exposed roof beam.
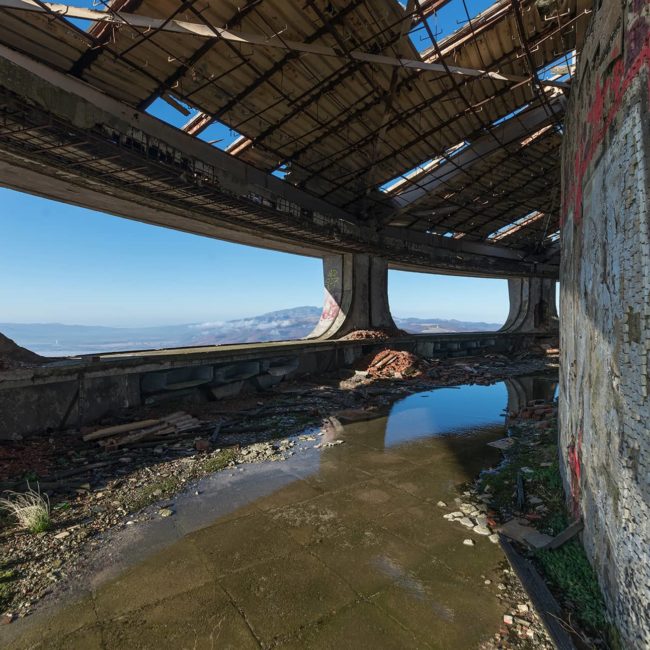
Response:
[181,0,363,137]
[135,0,267,111]
[387,98,564,213]
[68,0,143,77]
[2,0,569,89]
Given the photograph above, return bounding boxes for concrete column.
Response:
[307,253,397,339]
[501,277,558,333]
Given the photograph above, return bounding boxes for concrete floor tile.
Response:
[2,594,99,650]
[307,521,429,597]
[93,540,213,618]
[101,583,258,650]
[219,549,357,644]
[277,600,429,649]
[371,558,503,649]
[189,511,303,577]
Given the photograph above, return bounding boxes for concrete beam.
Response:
[0,44,559,278]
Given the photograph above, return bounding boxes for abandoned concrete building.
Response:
[0,0,648,647]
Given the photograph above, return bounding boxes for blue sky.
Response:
[0,0,513,328]
[0,187,509,326]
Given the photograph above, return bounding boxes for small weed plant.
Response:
[0,484,51,534]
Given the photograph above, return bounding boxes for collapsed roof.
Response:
[0,0,592,258]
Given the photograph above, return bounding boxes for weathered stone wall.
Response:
[560,0,649,645]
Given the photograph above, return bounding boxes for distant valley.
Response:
[1,307,500,356]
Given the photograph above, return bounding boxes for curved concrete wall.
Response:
[560,0,650,644]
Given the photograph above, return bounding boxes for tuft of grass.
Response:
[202,448,238,473]
[126,476,183,513]
[0,566,16,612]
[0,484,51,534]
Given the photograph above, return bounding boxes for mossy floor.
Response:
[478,412,620,648]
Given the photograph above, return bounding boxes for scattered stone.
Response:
[53,531,70,540]
[158,508,174,518]
[487,438,515,450]
[459,517,475,528]
[473,524,491,536]
[489,533,499,544]
[503,614,514,625]
[463,539,475,546]
[436,501,447,507]
[517,604,529,614]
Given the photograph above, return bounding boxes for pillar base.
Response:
[501,277,558,334]
[307,253,397,340]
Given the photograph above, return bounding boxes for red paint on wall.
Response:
[320,293,340,322]
[567,428,583,518]
[562,15,650,226]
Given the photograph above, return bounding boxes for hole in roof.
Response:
[487,211,545,241]
[195,121,243,151]
[380,158,435,193]
[538,50,577,82]
[146,97,198,129]
[59,0,104,31]
[491,104,530,127]
[380,141,468,195]
[409,0,496,53]
[272,164,289,180]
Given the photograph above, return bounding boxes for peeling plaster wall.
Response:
[560,0,650,644]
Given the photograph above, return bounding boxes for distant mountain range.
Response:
[0,307,500,356]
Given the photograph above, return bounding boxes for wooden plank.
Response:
[541,519,584,551]
[83,418,160,441]
[500,537,576,650]
[103,424,175,448]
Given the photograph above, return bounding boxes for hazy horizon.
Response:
[2,308,503,357]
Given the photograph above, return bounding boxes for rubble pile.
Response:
[340,327,406,341]
[360,348,430,378]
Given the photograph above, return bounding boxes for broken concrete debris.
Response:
[0,349,557,627]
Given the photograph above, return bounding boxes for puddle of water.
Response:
[385,382,508,446]
[3,376,558,649]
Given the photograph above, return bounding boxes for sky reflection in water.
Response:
[384,382,508,447]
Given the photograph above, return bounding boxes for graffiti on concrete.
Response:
[320,293,340,322]
[567,429,583,519]
[563,12,649,225]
